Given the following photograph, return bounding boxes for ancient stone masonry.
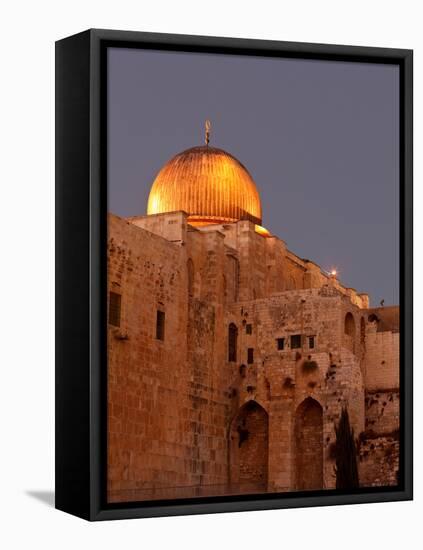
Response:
[107,142,399,502]
[107,211,400,502]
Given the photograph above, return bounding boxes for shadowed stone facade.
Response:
[107,210,400,502]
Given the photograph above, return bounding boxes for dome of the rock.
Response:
[146,145,262,226]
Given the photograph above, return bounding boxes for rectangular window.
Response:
[246,323,252,335]
[247,348,254,364]
[290,334,302,349]
[156,310,165,341]
[108,291,121,327]
[308,336,315,349]
[276,337,285,350]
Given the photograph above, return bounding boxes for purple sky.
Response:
[107,47,399,306]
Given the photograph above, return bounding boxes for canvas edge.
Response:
[55,28,413,522]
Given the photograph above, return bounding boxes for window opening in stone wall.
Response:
[308,336,315,349]
[246,323,252,335]
[109,291,121,327]
[156,310,165,341]
[228,323,238,362]
[276,337,285,350]
[247,348,254,364]
[291,334,302,349]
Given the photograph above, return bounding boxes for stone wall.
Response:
[108,214,189,500]
[365,389,400,435]
[225,288,365,492]
[107,211,399,501]
[364,331,400,390]
[359,436,399,487]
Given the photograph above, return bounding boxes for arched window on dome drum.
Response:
[187,258,194,297]
[228,323,238,362]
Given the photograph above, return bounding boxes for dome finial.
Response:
[205,119,211,146]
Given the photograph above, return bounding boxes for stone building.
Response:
[107,136,399,503]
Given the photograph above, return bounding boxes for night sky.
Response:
[108,47,399,306]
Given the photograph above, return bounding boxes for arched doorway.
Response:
[230,401,269,491]
[295,397,323,490]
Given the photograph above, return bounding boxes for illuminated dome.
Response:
[146,143,262,227]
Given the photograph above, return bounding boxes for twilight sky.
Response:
[108,47,399,306]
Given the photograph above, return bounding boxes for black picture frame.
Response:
[55,28,413,521]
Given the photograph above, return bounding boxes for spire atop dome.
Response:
[205,119,211,146]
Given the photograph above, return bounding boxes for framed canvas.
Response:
[55,29,413,521]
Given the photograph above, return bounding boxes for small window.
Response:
[246,324,252,335]
[247,348,254,364]
[156,310,165,341]
[109,291,121,327]
[308,336,315,349]
[290,334,302,349]
[276,337,285,350]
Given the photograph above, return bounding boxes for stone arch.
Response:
[228,323,238,362]
[187,258,195,297]
[229,401,269,491]
[295,397,323,490]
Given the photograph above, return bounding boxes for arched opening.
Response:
[344,312,356,353]
[344,312,356,337]
[228,323,238,362]
[230,401,269,491]
[295,397,323,490]
[187,258,194,297]
[368,313,379,324]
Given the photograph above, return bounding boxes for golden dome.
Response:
[146,145,262,226]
